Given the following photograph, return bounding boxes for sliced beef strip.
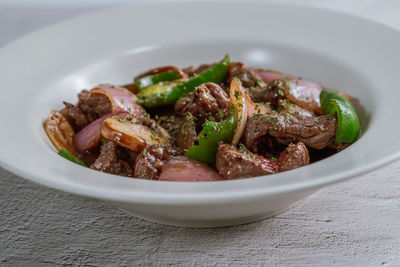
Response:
[156,115,185,143]
[247,87,276,104]
[174,82,229,126]
[77,90,111,118]
[182,63,215,77]
[216,141,310,179]
[249,78,289,108]
[134,145,181,180]
[244,112,337,152]
[182,66,196,77]
[90,142,135,177]
[216,143,279,179]
[60,90,112,131]
[60,102,91,132]
[226,62,266,89]
[226,62,284,107]
[176,113,197,151]
[78,148,101,167]
[278,142,310,172]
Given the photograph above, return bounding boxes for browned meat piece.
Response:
[176,113,197,151]
[77,90,111,118]
[175,82,229,125]
[78,149,101,166]
[134,145,181,180]
[60,102,91,132]
[156,115,185,142]
[226,62,283,106]
[226,62,265,89]
[182,63,215,77]
[278,142,310,172]
[90,142,134,177]
[250,78,289,108]
[244,112,337,152]
[60,90,112,131]
[247,87,275,103]
[216,142,310,178]
[216,143,279,179]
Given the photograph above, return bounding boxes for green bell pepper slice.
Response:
[58,149,87,167]
[136,70,181,91]
[184,105,237,163]
[137,54,230,108]
[320,90,360,143]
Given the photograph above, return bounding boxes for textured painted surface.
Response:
[1,3,400,266]
[2,162,400,266]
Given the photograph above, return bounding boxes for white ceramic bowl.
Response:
[1,1,400,227]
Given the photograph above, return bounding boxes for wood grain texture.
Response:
[1,3,400,266]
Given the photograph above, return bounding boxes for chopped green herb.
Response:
[256,80,266,88]
[238,143,247,153]
[234,91,240,99]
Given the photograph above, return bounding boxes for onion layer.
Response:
[255,70,351,115]
[254,69,293,82]
[286,79,323,114]
[230,78,248,146]
[101,114,171,152]
[44,110,76,155]
[159,156,225,182]
[73,113,117,152]
[255,70,324,114]
[91,84,146,117]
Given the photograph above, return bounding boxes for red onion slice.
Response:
[255,70,323,114]
[91,84,146,118]
[254,70,293,83]
[286,79,323,114]
[73,113,116,152]
[255,70,352,114]
[159,156,225,182]
[287,80,351,114]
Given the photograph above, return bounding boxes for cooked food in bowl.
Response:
[44,55,360,181]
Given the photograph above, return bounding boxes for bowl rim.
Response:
[1,0,400,204]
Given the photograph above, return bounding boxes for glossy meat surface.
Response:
[244,112,337,152]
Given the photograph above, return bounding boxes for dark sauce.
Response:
[308,147,339,164]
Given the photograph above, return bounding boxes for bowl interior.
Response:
[39,40,373,133]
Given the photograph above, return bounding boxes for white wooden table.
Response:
[1,2,400,266]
